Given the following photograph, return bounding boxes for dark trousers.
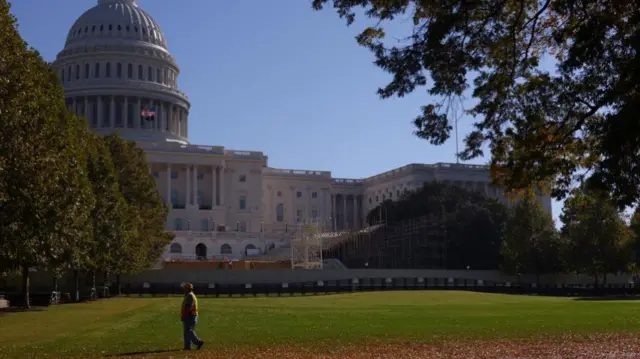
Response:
[182,316,201,349]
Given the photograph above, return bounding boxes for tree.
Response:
[561,187,633,285]
[104,134,172,290]
[84,133,129,296]
[0,0,94,308]
[312,0,640,208]
[501,194,563,284]
[366,181,508,270]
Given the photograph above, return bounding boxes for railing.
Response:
[224,150,265,160]
[64,79,190,100]
[264,168,332,178]
[332,178,364,185]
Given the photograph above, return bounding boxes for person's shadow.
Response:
[104,349,182,357]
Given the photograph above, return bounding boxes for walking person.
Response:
[181,283,204,351]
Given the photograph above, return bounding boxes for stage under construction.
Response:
[322,214,447,269]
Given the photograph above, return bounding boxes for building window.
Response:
[382,194,386,201]
[238,221,247,232]
[156,68,161,83]
[106,62,111,77]
[311,209,318,220]
[127,63,133,78]
[148,66,152,81]
[117,63,122,78]
[75,64,80,80]
[84,63,89,79]
[174,218,183,230]
[389,192,393,198]
[239,175,246,182]
[312,192,318,199]
[152,171,159,178]
[67,66,71,82]
[296,209,304,223]
[94,63,101,78]
[200,219,208,231]
[397,190,400,196]
[276,203,284,222]
[171,189,179,204]
[108,24,112,31]
[220,244,232,254]
[170,243,182,254]
[296,191,302,198]
[239,196,246,210]
[277,191,282,197]
[369,197,372,204]
[171,171,178,179]
[375,196,379,202]
[138,65,143,80]
[197,173,204,180]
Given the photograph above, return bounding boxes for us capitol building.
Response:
[53,0,552,262]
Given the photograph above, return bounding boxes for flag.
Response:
[141,107,156,118]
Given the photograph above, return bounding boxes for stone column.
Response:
[193,165,199,208]
[291,187,296,223]
[166,164,172,207]
[135,97,141,129]
[97,96,103,127]
[211,165,218,209]
[353,195,358,230]
[169,104,174,134]
[185,110,188,138]
[109,96,115,128]
[219,164,225,206]
[185,165,191,207]
[149,99,155,130]
[342,195,347,230]
[123,96,128,128]
[331,194,336,231]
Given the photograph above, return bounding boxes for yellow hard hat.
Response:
[183,283,193,291]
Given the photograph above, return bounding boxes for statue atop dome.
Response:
[98,0,137,6]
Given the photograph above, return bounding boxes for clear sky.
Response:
[8,0,563,221]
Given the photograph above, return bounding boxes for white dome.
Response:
[65,0,167,50]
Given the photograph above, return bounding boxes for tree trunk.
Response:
[91,271,96,290]
[73,270,79,302]
[52,276,59,292]
[21,265,30,309]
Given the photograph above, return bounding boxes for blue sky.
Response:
[9,0,563,221]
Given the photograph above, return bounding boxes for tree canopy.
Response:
[367,182,508,269]
[312,0,640,208]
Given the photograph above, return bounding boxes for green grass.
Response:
[1,291,640,358]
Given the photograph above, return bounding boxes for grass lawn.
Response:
[1,291,640,358]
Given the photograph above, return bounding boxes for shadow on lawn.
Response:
[573,295,640,301]
[0,307,45,315]
[104,349,181,357]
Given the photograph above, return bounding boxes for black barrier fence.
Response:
[118,277,640,298]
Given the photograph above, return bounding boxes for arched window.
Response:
[138,64,143,80]
[106,62,111,77]
[116,63,122,78]
[156,68,161,83]
[84,63,89,79]
[244,244,257,256]
[170,243,182,254]
[276,203,284,222]
[174,218,183,230]
[195,243,207,260]
[147,66,152,81]
[67,66,71,82]
[127,63,133,78]
[220,244,232,255]
[94,63,100,78]
[75,64,80,80]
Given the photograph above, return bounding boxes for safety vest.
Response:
[181,292,198,317]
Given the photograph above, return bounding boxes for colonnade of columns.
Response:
[67,95,188,138]
[330,194,362,231]
[163,163,226,209]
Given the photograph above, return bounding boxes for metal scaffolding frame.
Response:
[322,214,448,269]
[290,220,324,269]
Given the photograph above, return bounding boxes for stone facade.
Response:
[54,0,552,262]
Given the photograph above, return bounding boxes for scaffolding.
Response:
[290,220,324,269]
[322,214,448,269]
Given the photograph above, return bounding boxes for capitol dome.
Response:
[53,0,191,144]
